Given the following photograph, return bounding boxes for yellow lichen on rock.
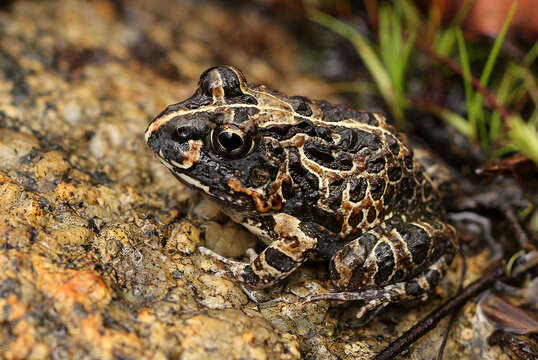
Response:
[33,151,71,178]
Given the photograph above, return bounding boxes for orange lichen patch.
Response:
[5,319,36,360]
[104,226,133,248]
[12,196,45,223]
[136,308,154,322]
[242,332,256,343]
[54,181,80,202]
[165,220,202,255]
[75,313,143,358]
[94,184,132,210]
[25,254,143,359]
[32,253,112,312]
[6,293,27,321]
[0,250,29,266]
[228,177,280,213]
[0,174,42,221]
[135,309,171,353]
[123,186,144,206]
[157,208,181,225]
[0,172,14,183]
[33,151,71,178]
[0,180,22,211]
[54,181,100,205]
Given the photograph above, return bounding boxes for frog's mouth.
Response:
[146,121,201,171]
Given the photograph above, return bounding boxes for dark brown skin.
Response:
[145,66,457,318]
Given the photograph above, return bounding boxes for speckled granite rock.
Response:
[0,1,512,359]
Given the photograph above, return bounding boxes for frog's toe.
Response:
[198,246,247,279]
[245,248,258,262]
[302,289,378,305]
[355,298,389,319]
[199,246,237,266]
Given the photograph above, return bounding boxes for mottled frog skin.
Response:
[145,66,457,318]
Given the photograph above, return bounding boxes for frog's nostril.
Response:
[173,126,193,143]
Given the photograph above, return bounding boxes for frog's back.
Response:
[245,84,442,242]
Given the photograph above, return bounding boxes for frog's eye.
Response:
[211,127,253,159]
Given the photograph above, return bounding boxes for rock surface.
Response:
[0,1,511,359]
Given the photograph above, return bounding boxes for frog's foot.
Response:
[199,243,304,289]
[303,287,428,319]
[302,288,392,319]
[199,247,276,302]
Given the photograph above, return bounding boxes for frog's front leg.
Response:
[199,213,318,289]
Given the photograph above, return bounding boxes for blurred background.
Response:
[0,1,537,359]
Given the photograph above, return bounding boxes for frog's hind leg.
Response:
[304,250,453,319]
[305,220,457,318]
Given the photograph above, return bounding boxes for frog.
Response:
[145,65,457,318]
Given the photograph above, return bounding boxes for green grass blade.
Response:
[465,3,516,148]
[509,116,538,165]
[379,5,391,74]
[520,66,538,107]
[450,0,474,27]
[479,2,517,87]
[489,63,514,139]
[436,28,456,57]
[308,9,400,121]
[435,0,473,56]
[530,108,538,126]
[456,30,472,107]
[523,40,538,66]
[391,6,402,66]
[398,32,416,88]
[439,108,473,137]
[489,113,502,140]
[308,9,393,96]
[397,0,421,29]
[416,102,473,136]
[456,30,475,137]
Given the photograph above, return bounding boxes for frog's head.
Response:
[145,66,293,214]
